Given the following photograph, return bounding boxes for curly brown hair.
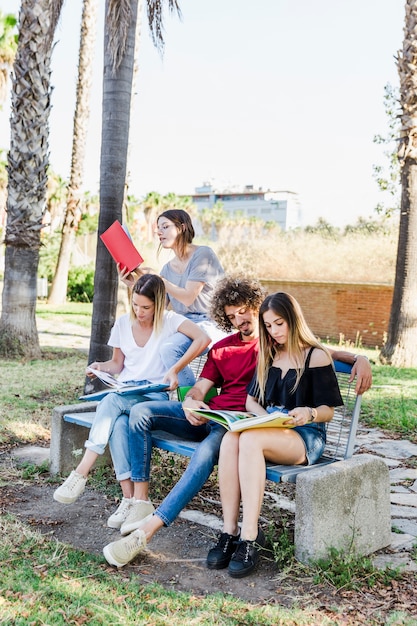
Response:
[210,275,267,332]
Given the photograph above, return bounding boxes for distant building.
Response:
[189,183,301,231]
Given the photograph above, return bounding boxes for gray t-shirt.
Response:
[160,246,224,315]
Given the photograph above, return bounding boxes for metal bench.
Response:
[50,359,361,482]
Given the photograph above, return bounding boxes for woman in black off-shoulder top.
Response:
[207,291,343,579]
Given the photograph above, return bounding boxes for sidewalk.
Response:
[37,316,90,352]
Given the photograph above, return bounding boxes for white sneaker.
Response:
[53,471,87,504]
[120,500,155,536]
[103,529,147,568]
[107,497,136,529]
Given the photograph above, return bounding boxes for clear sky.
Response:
[0,0,405,226]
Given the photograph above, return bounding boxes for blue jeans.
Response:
[159,333,196,386]
[159,315,229,387]
[127,400,226,526]
[85,383,168,459]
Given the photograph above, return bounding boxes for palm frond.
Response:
[106,0,132,73]
[146,0,181,52]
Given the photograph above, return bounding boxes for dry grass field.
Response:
[140,222,398,285]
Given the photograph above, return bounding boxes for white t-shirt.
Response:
[108,310,187,383]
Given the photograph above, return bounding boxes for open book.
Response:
[100,220,144,273]
[183,408,294,432]
[79,368,169,402]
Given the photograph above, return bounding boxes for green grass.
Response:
[36,302,93,317]
[359,364,417,441]
[310,547,402,591]
[0,515,339,626]
[36,301,93,328]
[0,348,86,445]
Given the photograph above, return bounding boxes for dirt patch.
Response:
[2,481,283,602]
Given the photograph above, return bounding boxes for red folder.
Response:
[100,220,144,272]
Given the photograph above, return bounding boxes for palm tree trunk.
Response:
[380,0,417,367]
[87,0,139,371]
[0,0,63,358]
[48,0,98,305]
[86,0,181,376]
[380,159,417,365]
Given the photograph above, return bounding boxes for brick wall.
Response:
[260,279,393,348]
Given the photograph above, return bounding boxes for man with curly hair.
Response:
[103,275,372,568]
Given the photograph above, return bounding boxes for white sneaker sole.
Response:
[53,489,84,504]
[120,512,154,536]
[107,517,124,529]
[103,543,126,568]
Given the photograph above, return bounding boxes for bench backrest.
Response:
[185,355,360,462]
[324,360,362,461]
[188,353,208,380]
[265,360,362,483]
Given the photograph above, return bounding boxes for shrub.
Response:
[67,265,95,302]
[38,233,60,282]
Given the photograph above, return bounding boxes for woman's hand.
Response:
[287,405,334,425]
[287,407,312,426]
[117,264,138,288]
[86,361,102,378]
[163,369,179,391]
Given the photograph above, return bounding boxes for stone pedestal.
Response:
[295,454,391,564]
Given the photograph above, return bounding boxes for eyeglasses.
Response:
[155,223,175,233]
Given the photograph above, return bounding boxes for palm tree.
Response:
[380,0,417,367]
[0,11,18,105]
[48,0,98,305]
[0,12,18,223]
[142,191,163,242]
[0,0,64,359]
[87,0,181,368]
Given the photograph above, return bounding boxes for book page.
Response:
[86,368,124,389]
[231,412,294,432]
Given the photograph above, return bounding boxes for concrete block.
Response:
[294,454,391,564]
[50,403,110,475]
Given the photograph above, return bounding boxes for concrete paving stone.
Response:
[390,493,417,507]
[372,553,417,572]
[179,510,223,531]
[390,468,417,482]
[264,491,296,513]
[371,440,417,460]
[377,457,402,468]
[391,486,411,493]
[391,504,417,519]
[355,429,387,446]
[391,518,417,537]
[12,445,50,466]
[389,531,416,551]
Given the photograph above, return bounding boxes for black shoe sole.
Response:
[207,559,231,570]
[228,561,258,578]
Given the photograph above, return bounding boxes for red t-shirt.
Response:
[200,332,259,411]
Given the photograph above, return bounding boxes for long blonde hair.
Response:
[130,274,166,334]
[256,292,332,404]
